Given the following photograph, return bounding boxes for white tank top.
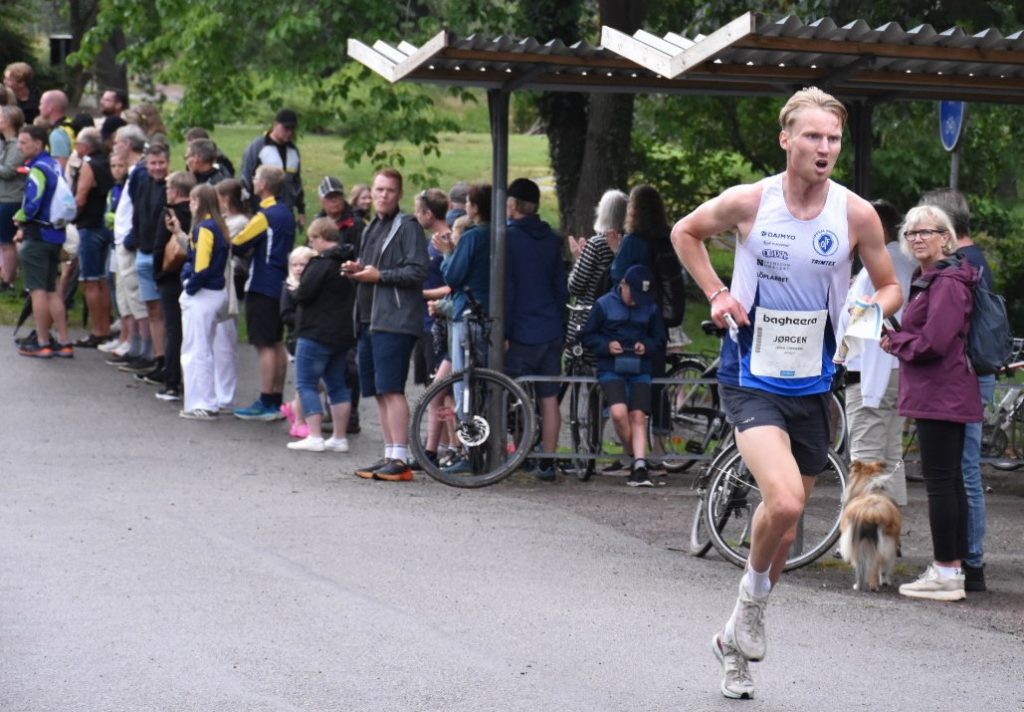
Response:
[719,173,852,395]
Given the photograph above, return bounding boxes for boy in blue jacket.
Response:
[582,264,666,486]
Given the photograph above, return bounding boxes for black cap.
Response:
[507,178,540,204]
[275,108,298,128]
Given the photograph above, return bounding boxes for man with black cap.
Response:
[240,108,305,227]
[316,176,362,252]
[504,177,568,481]
[582,263,666,486]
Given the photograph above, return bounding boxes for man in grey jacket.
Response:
[343,168,429,481]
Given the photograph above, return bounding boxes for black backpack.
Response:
[912,255,1012,375]
[641,232,687,327]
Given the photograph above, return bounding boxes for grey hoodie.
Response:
[356,211,429,337]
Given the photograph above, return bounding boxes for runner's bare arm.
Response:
[848,196,903,317]
[671,183,762,327]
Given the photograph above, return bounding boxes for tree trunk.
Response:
[565,1,648,236]
[93,30,129,98]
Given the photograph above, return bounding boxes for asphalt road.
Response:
[2,344,1022,711]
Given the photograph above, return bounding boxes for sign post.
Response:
[940,100,966,190]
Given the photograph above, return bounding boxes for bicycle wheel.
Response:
[703,445,847,571]
[567,380,601,480]
[830,391,848,455]
[659,359,719,472]
[989,409,1024,471]
[409,368,536,488]
[688,476,715,557]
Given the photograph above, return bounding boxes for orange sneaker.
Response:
[374,460,414,481]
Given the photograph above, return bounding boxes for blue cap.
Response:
[623,264,656,307]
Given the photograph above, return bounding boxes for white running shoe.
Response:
[324,437,350,453]
[287,436,326,452]
[726,579,768,661]
[179,408,217,421]
[899,564,966,602]
[97,338,123,354]
[712,632,755,700]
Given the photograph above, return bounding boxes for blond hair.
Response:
[286,245,317,288]
[779,87,848,130]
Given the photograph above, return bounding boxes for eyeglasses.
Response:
[905,228,947,241]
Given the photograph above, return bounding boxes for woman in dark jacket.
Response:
[882,204,981,602]
[286,217,356,452]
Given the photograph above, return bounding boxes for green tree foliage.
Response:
[72,0,479,184]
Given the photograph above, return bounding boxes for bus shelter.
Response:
[348,11,1024,365]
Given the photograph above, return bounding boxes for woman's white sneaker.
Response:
[287,436,326,452]
[324,437,350,452]
[899,564,966,601]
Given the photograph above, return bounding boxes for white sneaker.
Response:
[112,341,130,357]
[287,436,325,452]
[726,579,768,661]
[179,408,217,421]
[712,632,755,699]
[899,564,966,602]
[324,437,350,453]
[98,338,124,354]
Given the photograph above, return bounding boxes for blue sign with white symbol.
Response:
[940,101,966,152]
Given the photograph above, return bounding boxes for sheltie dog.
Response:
[838,460,902,592]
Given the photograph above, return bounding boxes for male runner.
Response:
[671,87,903,700]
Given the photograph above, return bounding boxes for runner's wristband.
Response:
[707,286,729,303]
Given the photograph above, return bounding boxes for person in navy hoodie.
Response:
[504,177,568,481]
[582,264,666,487]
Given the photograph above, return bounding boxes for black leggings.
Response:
[915,418,968,562]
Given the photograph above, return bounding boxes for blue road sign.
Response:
[940,100,966,152]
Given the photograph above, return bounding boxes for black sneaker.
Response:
[355,458,390,479]
[963,563,986,592]
[118,356,156,373]
[17,337,53,359]
[74,333,112,348]
[535,464,557,482]
[137,369,166,385]
[155,387,182,402]
[627,463,653,487]
[374,460,414,481]
[105,352,133,366]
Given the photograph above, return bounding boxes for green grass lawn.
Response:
[207,126,554,217]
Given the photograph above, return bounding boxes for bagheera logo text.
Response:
[761,314,819,326]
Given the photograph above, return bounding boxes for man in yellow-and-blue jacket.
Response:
[230,165,295,421]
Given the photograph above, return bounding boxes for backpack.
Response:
[641,232,687,327]
[913,255,1012,375]
[46,170,78,229]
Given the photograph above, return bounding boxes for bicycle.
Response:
[981,339,1024,471]
[409,294,537,487]
[698,443,848,571]
[685,334,850,561]
[662,320,848,473]
[561,303,604,480]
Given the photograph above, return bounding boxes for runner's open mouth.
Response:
[815,159,828,169]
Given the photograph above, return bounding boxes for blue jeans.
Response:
[295,337,351,417]
[962,373,996,567]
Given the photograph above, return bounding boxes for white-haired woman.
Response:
[881,204,981,602]
[565,189,628,355]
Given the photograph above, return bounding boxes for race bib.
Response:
[750,307,827,378]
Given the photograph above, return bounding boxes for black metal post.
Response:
[851,100,873,199]
[487,88,509,372]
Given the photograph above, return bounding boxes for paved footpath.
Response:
[1,345,1021,711]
